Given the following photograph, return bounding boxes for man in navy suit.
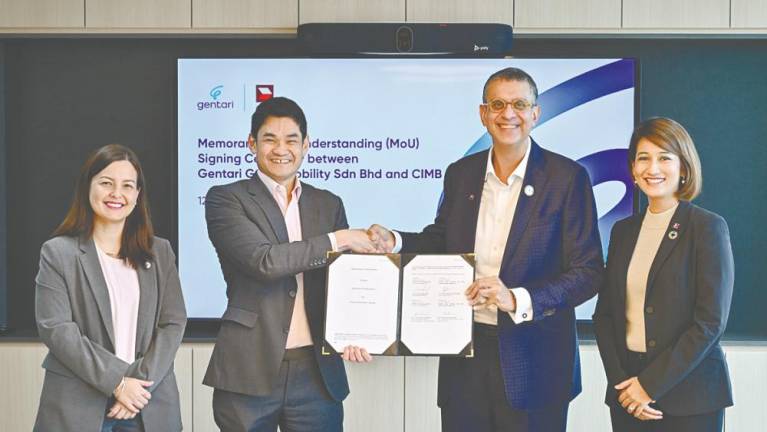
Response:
[369,68,604,431]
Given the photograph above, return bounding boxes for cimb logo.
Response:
[197,85,234,111]
[256,84,274,102]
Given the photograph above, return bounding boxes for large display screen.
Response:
[178,58,636,319]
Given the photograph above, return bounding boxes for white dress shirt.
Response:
[393,145,534,326]
[473,145,533,325]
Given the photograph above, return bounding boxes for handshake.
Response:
[334,224,397,254]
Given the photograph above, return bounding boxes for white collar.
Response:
[484,140,531,184]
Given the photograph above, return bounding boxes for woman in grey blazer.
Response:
[34,144,187,431]
[594,118,734,431]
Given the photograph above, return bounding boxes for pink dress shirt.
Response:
[257,171,314,349]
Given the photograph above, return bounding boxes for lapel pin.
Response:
[672,222,680,229]
[468,194,475,201]
[668,231,678,240]
[145,261,152,269]
[524,185,534,197]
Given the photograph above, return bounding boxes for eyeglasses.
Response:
[483,98,536,113]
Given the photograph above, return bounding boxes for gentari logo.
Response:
[197,85,234,111]
[210,85,223,100]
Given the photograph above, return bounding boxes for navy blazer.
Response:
[400,140,604,409]
[593,201,734,416]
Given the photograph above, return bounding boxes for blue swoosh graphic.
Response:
[578,149,634,253]
[463,59,635,157]
[437,59,636,243]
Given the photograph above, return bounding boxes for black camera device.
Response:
[298,23,513,56]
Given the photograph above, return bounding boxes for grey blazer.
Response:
[202,176,350,401]
[34,235,187,432]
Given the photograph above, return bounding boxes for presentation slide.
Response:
[178,58,636,319]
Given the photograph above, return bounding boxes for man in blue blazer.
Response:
[370,68,604,431]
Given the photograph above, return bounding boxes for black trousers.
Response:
[609,351,724,432]
[610,406,723,432]
[440,323,568,432]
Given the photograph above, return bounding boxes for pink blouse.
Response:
[96,246,140,363]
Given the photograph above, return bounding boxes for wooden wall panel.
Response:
[86,0,191,29]
[567,344,612,430]
[732,0,767,28]
[724,346,767,430]
[0,343,47,431]
[623,0,730,29]
[0,342,765,430]
[344,357,405,432]
[0,0,83,28]
[299,0,404,24]
[191,344,218,432]
[194,0,297,29]
[515,0,620,29]
[403,357,441,431]
[406,0,513,24]
[174,345,194,431]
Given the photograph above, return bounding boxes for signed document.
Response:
[400,255,474,355]
[324,253,474,357]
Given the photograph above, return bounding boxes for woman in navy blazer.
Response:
[34,145,186,431]
[594,118,734,431]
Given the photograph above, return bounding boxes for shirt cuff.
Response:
[508,287,533,324]
[327,233,338,252]
[391,230,403,253]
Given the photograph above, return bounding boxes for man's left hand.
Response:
[465,277,516,312]
[341,345,373,363]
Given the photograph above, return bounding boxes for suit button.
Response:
[522,313,528,319]
[289,290,297,298]
[648,340,656,348]
[645,306,654,314]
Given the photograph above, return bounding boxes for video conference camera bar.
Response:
[298,23,513,56]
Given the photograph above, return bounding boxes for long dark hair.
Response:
[54,144,154,268]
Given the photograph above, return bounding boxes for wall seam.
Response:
[402,359,407,431]
[190,348,195,432]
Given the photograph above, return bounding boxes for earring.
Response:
[680,176,686,185]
